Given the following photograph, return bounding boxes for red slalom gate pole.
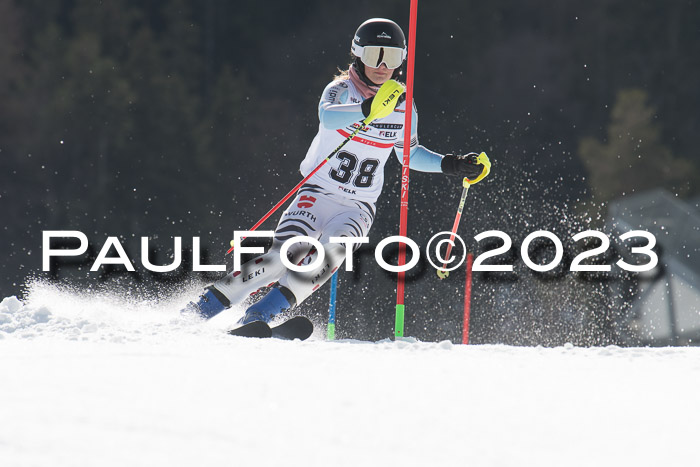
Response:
[462,253,474,345]
[395,0,418,339]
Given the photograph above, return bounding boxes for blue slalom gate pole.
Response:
[327,271,338,340]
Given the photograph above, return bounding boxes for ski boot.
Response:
[239,286,297,324]
[182,287,230,319]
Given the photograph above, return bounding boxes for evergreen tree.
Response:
[579,88,697,202]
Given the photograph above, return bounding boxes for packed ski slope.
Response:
[1,282,699,467]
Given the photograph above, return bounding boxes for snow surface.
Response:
[2,282,699,467]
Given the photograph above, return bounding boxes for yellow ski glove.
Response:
[441,152,492,185]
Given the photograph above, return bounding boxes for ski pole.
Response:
[436,178,470,279]
[226,82,404,254]
[226,120,367,255]
[437,152,491,279]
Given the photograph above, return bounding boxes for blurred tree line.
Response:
[1,0,698,343]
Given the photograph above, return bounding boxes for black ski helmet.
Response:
[351,18,407,83]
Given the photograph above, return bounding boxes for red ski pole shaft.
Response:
[440,197,466,270]
[437,179,469,277]
[226,121,367,254]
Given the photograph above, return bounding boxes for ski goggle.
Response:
[355,45,406,69]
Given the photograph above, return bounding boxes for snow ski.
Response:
[228,316,314,341]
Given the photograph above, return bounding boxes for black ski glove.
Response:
[361,97,374,118]
[441,153,486,179]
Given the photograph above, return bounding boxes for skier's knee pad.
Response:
[271,237,315,265]
[278,242,347,304]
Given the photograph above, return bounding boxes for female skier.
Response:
[186,18,490,324]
